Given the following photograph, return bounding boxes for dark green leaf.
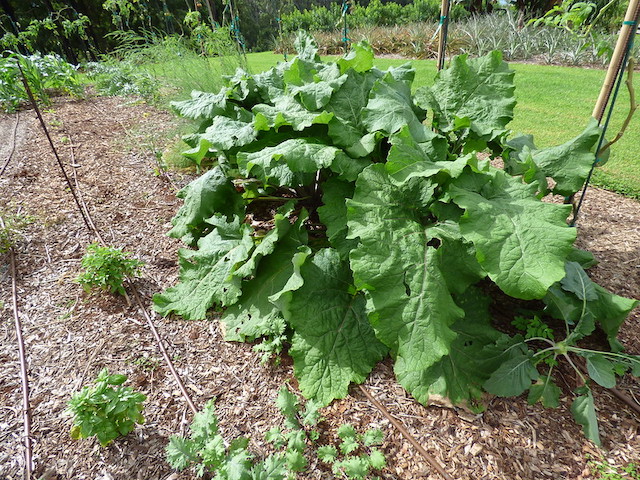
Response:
[571,388,601,446]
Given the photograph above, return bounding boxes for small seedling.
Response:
[0,211,34,254]
[588,456,640,480]
[67,368,146,447]
[166,399,288,478]
[76,243,144,297]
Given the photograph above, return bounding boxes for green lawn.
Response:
[246,52,640,199]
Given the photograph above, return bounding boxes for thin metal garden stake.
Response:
[572,3,639,225]
[16,59,93,233]
[0,216,34,479]
[437,0,451,71]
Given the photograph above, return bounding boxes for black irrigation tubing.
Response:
[65,136,198,415]
[19,76,199,416]
[358,385,454,480]
[16,60,92,233]
[0,111,19,176]
[0,217,34,480]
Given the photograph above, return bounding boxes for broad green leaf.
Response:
[153,216,254,320]
[386,126,461,184]
[571,388,601,446]
[285,248,388,405]
[294,30,320,62]
[337,40,375,73]
[222,449,253,480]
[286,430,307,453]
[237,138,340,187]
[181,138,212,169]
[483,351,539,397]
[325,69,381,150]
[253,65,286,103]
[338,456,370,478]
[361,68,428,141]
[409,287,520,405]
[432,223,487,296]
[275,386,300,429]
[167,166,244,246]
[189,399,219,442]
[544,264,638,349]
[285,450,307,473]
[222,218,309,342]
[337,423,356,440]
[363,428,384,446]
[253,95,333,132]
[583,354,617,388]
[197,108,256,152]
[233,208,294,278]
[289,63,347,111]
[171,89,229,120]
[317,445,338,463]
[527,377,561,408]
[369,449,387,469]
[225,67,260,102]
[561,261,598,301]
[415,51,515,140]
[347,165,462,399]
[317,178,358,259]
[530,119,600,196]
[567,247,598,269]
[451,169,576,300]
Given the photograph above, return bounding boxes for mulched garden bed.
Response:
[0,95,638,480]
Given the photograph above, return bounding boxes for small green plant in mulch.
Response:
[589,457,640,480]
[166,386,387,479]
[67,368,146,447]
[0,211,35,254]
[76,243,144,296]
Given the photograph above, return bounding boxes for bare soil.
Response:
[0,95,639,480]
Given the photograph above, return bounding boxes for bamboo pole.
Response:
[592,0,640,121]
[437,0,451,71]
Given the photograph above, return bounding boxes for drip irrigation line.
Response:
[16,60,92,233]
[1,216,34,480]
[65,135,198,415]
[358,385,454,480]
[22,91,198,416]
[0,111,19,176]
[129,283,198,414]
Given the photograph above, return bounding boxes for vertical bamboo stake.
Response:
[592,0,640,121]
[437,0,451,71]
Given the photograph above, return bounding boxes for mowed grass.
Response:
[247,52,640,199]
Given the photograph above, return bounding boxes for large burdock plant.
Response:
[154,33,638,445]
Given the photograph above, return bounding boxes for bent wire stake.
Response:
[1,216,33,479]
[16,60,92,232]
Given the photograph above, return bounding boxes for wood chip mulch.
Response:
[0,95,639,480]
